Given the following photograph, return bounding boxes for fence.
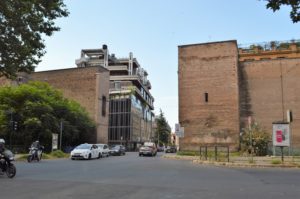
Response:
[199,145,230,162]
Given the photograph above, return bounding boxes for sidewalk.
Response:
[163,154,300,168]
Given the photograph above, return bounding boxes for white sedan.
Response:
[70,144,101,160]
[96,144,110,157]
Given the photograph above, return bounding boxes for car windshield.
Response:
[112,146,120,149]
[97,145,104,149]
[75,144,91,150]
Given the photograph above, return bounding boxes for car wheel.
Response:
[98,153,101,159]
[88,154,92,160]
[71,158,75,160]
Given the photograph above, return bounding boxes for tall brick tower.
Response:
[178,41,240,150]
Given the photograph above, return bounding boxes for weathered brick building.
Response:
[0,66,110,143]
[178,40,300,151]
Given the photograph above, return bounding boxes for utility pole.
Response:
[280,60,285,121]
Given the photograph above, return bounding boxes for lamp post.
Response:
[60,120,63,150]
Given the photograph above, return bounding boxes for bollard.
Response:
[205,146,208,160]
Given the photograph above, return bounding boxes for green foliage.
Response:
[50,150,68,158]
[177,151,199,156]
[265,0,300,23]
[0,81,95,152]
[155,109,171,145]
[241,122,270,156]
[0,0,69,79]
[271,159,282,164]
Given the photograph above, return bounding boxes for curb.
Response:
[163,155,300,169]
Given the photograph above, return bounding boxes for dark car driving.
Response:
[165,146,177,153]
[109,145,126,156]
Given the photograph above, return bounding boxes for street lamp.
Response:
[60,120,63,150]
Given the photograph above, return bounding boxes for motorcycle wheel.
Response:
[6,164,16,178]
[27,155,32,163]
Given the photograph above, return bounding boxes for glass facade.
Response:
[108,95,154,151]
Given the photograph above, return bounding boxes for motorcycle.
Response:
[27,146,43,163]
[0,149,16,178]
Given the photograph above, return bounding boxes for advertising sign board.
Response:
[272,123,290,147]
[52,133,58,150]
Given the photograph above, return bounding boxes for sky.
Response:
[37,0,300,131]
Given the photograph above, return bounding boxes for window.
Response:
[204,92,208,103]
[102,96,107,116]
[114,82,121,89]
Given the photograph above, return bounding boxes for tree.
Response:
[0,81,95,152]
[264,0,300,23]
[241,121,270,156]
[155,109,171,146]
[0,0,69,79]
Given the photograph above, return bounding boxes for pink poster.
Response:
[276,130,282,143]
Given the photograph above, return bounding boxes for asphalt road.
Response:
[0,152,300,199]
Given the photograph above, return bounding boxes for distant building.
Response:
[178,40,300,151]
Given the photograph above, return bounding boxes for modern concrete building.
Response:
[178,40,300,151]
[76,45,155,150]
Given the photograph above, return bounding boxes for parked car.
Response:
[157,146,165,152]
[109,145,126,156]
[139,142,157,156]
[96,144,110,157]
[70,144,101,160]
[165,146,177,153]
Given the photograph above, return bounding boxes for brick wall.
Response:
[29,66,109,143]
[178,41,240,150]
[240,59,300,148]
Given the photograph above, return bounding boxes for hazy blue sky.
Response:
[37,0,299,130]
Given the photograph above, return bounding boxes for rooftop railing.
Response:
[238,39,300,53]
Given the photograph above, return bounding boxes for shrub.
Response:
[271,159,282,164]
[241,122,270,156]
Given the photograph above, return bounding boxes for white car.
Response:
[70,144,101,160]
[96,144,110,157]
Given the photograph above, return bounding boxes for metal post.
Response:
[280,146,284,163]
[280,60,285,122]
[9,110,13,150]
[215,146,218,161]
[199,146,202,160]
[227,146,230,162]
[60,121,63,150]
[249,122,254,162]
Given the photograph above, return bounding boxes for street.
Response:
[0,152,300,199]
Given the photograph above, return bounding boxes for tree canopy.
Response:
[155,109,171,146]
[264,0,300,23]
[0,81,95,152]
[0,0,69,79]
